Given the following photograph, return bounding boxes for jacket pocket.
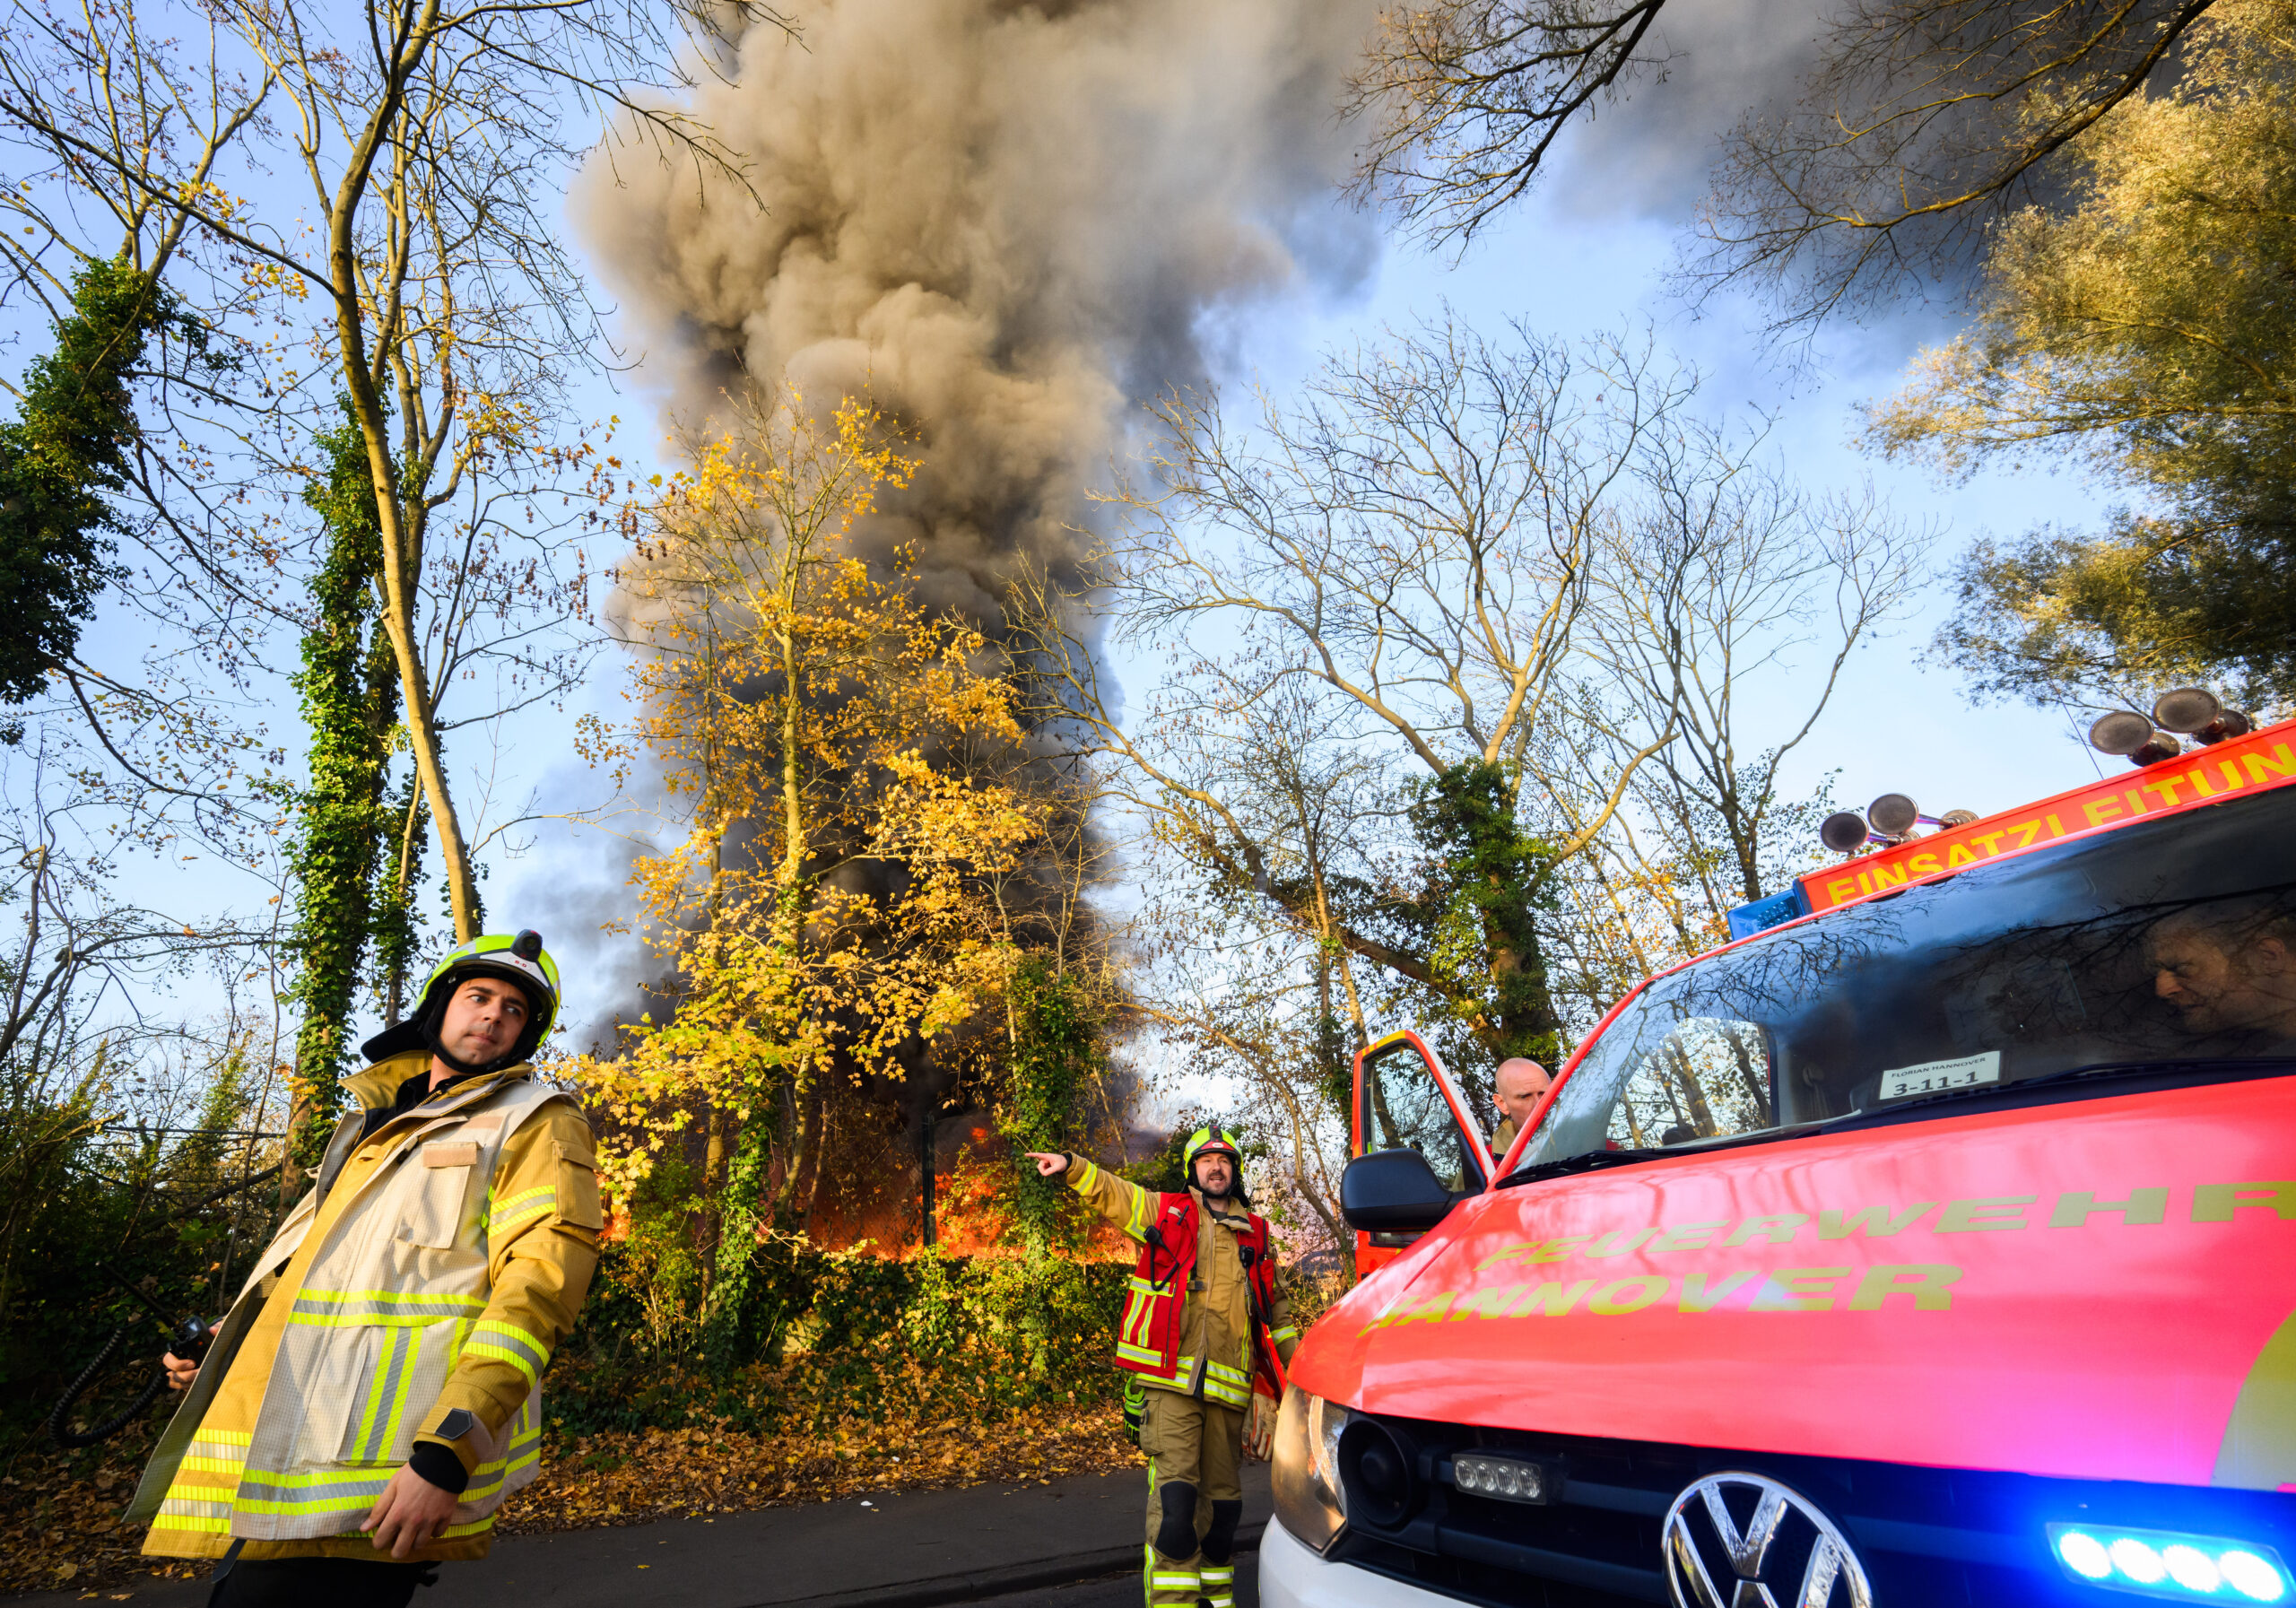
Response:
[554,1139,604,1230]
[398,1144,475,1249]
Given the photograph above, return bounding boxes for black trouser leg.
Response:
[208,1556,434,1608]
[1201,1498,1244,1565]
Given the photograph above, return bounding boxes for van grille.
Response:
[1325,1413,2296,1607]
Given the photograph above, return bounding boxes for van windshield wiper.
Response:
[1498,1125,1829,1188]
[1498,1057,2292,1186]
[1822,1056,2295,1130]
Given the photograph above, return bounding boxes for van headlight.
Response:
[1272,1382,1350,1554]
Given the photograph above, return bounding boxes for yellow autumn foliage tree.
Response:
[578,387,1050,1345]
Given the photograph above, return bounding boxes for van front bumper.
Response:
[1260,1513,1452,1608]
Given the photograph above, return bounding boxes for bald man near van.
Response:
[1488,1057,1550,1162]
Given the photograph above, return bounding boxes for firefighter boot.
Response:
[1144,1480,1202,1608]
[1197,1498,1244,1608]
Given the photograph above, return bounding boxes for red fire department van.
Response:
[1265,712,2296,1607]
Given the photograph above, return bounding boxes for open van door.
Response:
[1350,1030,1492,1280]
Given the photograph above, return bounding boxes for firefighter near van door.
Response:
[1024,1129,1301,1608]
[127,932,604,1608]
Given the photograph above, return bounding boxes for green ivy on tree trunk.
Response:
[283,402,402,1174]
[1407,761,1561,1065]
[1003,958,1101,1258]
[0,258,184,740]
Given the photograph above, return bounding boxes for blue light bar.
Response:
[1725,886,1809,941]
[2048,1523,2291,1602]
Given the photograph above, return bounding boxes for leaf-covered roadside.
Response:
[510,1400,1139,1534]
[0,1245,1168,1595]
[0,1401,1143,1596]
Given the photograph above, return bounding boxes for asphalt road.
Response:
[17,1465,1274,1608]
[974,1557,1261,1608]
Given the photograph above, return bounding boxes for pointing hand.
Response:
[1024,1152,1069,1178]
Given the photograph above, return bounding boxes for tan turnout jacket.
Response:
[130,1052,601,1563]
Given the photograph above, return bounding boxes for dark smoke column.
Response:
[579,0,1380,615]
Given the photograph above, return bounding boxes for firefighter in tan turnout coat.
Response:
[131,932,601,1608]
[1026,1128,1300,1608]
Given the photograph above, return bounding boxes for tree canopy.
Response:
[1866,0,2296,710]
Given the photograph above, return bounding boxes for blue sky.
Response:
[511,91,2135,1054]
[13,29,2141,1068]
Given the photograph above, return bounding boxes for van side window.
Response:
[1605,1017,1774,1148]
[1361,1042,1479,1193]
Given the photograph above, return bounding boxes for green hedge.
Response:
[550,1238,1132,1436]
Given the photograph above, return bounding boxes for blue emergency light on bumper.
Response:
[2049,1523,2291,1601]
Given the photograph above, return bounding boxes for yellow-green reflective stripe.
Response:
[474,1318,551,1367]
[352,1327,405,1461]
[464,1342,537,1385]
[161,1489,234,1512]
[489,1186,555,1235]
[232,1493,379,1516]
[1115,1342,1161,1366]
[234,1468,393,1492]
[466,1320,549,1385]
[150,1514,232,1533]
[1270,1326,1300,1343]
[1202,1568,1235,1584]
[299,1290,487,1308]
[440,1515,496,1539]
[178,1456,244,1473]
[193,1429,253,1447]
[289,1311,457,1329]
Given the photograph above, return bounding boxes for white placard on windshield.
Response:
[1875,1050,2001,1101]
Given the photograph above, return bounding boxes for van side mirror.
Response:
[1342,1148,1457,1234]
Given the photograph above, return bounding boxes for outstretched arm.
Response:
[1023,1151,1154,1243]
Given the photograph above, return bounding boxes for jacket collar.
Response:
[344,1051,532,1119]
[1188,1186,1254,1232]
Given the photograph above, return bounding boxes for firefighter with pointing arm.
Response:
[1025,1129,1300,1608]
[129,932,602,1608]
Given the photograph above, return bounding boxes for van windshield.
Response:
[1517,784,2296,1173]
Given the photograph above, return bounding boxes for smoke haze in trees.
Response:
[1559,0,1826,220]
[578,0,1383,622]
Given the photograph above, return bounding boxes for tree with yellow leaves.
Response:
[586,388,1056,1358]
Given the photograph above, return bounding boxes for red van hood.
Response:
[1292,1076,2296,1491]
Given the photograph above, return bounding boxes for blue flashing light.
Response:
[1725,886,1809,941]
[2048,1525,2291,1602]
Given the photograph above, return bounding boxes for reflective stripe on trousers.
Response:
[1143,1543,1200,1608]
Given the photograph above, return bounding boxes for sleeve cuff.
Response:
[407,1439,471,1494]
[1065,1153,1096,1193]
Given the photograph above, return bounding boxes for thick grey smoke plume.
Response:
[581,0,1382,616]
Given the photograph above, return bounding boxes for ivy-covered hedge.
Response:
[550,1238,1132,1437]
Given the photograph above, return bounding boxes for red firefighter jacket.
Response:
[1066,1154,1299,1406]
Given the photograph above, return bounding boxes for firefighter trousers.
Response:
[1139,1387,1244,1608]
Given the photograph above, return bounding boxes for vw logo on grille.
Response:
[1661,1471,1873,1608]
